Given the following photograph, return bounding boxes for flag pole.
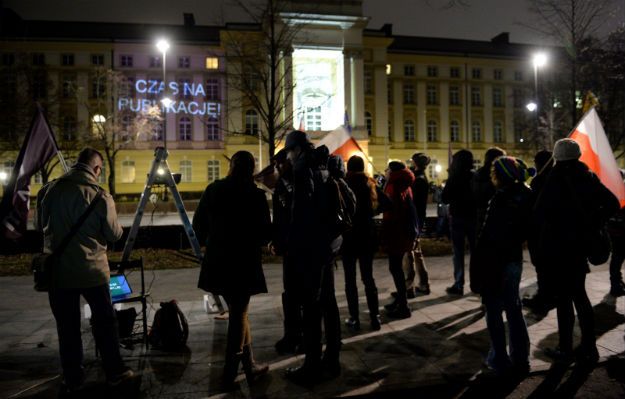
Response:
[37,103,70,173]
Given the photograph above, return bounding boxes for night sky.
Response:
[3,0,624,45]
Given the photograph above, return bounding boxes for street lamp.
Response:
[526,102,537,112]
[156,39,170,149]
[532,52,548,147]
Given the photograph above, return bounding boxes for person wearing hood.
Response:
[382,161,418,319]
[532,139,619,365]
[442,149,477,296]
[341,155,382,331]
[36,148,133,391]
[470,156,532,376]
[194,151,272,389]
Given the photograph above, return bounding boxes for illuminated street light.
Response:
[520,138,525,143]
[157,167,165,176]
[0,171,7,182]
[533,52,548,68]
[434,164,442,173]
[92,114,106,123]
[526,102,537,112]
[156,39,170,54]
[161,97,173,108]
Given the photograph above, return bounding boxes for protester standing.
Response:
[607,171,625,297]
[473,147,506,230]
[471,156,532,376]
[36,148,133,392]
[382,161,417,319]
[533,139,619,364]
[194,151,272,388]
[342,155,382,331]
[442,150,477,296]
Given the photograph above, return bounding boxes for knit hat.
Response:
[493,156,533,184]
[388,161,406,172]
[411,153,431,169]
[284,130,309,151]
[553,138,581,161]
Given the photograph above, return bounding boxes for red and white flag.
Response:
[316,111,361,161]
[569,107,625,208]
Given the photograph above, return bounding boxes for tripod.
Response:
[121,146,224,312]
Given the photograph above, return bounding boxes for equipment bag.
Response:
[149,300,189,350]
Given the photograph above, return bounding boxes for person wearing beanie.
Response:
[532,138,619,365]
[398,153,432,298]
[442,149,477,296]
[470,155,532,376]
[341,155,383,331]
[524,149,556,314]
[381,161,417,319]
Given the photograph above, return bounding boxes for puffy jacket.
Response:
[382,168,417,255]
[36,164,123,289]
[442,170,476,219]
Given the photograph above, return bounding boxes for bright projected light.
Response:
[292,49,344,131]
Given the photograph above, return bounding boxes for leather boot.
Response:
[241,345,269,383]
[222,351,241,390]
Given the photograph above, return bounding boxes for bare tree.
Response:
[220,0,303,160]
[75,68,162,197]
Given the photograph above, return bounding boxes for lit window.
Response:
[450,120,460,142]
[207,160,220,182]
[205,57,219,69]
[404,119,415,142]
[427,120,438,142]
[179,117,192,141]
[472,121,482,142]
[494,121,504,143]
[206,117,220,141]
[245,110,260,135]
[385,64,392,75]
[121,160,135,183]
[179,160,192,182]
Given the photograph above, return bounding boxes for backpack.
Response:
[149,300,189,350]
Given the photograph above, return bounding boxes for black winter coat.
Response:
[342,172,378,254]
[442,170,476,219]
[411,168,429,231]
[193,177,271,296]
[531,160,619,274]
[473,166,496,229]
[470,183,532,295]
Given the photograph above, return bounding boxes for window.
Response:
[428,159,440,180]
[34,172,43,185]
[1,53,15,66]
[494,69,503,80]
[365,112,372,136]
[205,79,220,101]
[179,117,192,141]
[449,85,461,106]
[403,83,415,104]
[32,53,45,66]
[493,121,504,143]
[514,70,523,81]
[120,55,133,67]
[513,88,523,108]
[245,110,260,134]
[206,117,220,141]
[207,160,220,182]
[404,119,415,141]
[178,56,191,68]
[2,161,15,182]
[364,68,373,94]
[404,65,415,76]
[305,106,321,131]
[152,122,163,141]
[146,78,162,100]
[120,76,135,97]
[450,67,460,78]
[427,66,438,77]
[473,159,482,170]
[32,73,47,99]
[121,160,135,183]
[426,84,438,105]
[62,116,76,141]
[178,78,192,100]
[205,57,218,69]
[471,86,481,106]
[91,54,104,66]
[179,160,192,182]
[450,120,460,142]
[61,75,75,98]
[493,87,503,107]
[472,121,482,142]
[427,120,438,142]
[149,56,162,68]
[61,54,74,66]
[472,68,482,79]
[91,76,106,99]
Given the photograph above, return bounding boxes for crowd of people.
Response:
[36,131,625,392]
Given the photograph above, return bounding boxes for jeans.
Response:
[388,253,408,307]
[483,261,530,371]
[343,251,379,321]
[555,270,595,353]
[403,239,429,290]
[281,255,302,343]
[450,215,476,289]
[48,284,125,384]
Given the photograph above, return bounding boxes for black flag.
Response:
[0,105,60,239]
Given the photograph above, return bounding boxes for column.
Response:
[392,79,403,143]
[373,64,388,140]
[417,81,426,144]
[504,85,515,145]
[76,72,89,129]
[439,81,450,142]
[350,49,365,139]
[484,83,493,143]
[343,50,352,121]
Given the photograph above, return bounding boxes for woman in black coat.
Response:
[193,151,272,388]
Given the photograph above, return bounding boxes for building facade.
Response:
[1,1,579,197]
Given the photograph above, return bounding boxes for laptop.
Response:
[109,274,133,301]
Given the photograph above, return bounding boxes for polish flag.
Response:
[316,112,362,160]
[569,107,625,208]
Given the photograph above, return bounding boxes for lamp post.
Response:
[156,39,170,150]
[532,52,547,148]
